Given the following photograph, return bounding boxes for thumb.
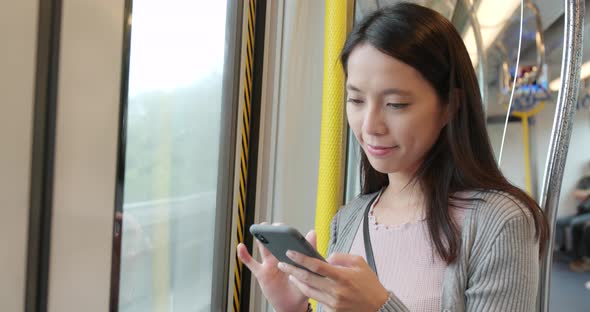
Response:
[237,243,261,275]
[305,229,317,250]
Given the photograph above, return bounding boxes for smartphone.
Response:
[249,224,326,275]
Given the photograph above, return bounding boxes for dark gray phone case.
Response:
[249,224,326,275]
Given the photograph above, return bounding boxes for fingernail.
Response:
[277,262,286,270]
[286,250,296,259]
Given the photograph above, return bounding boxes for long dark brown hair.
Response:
[341,3,549,263]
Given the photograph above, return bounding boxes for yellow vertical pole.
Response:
[315,0,348,258]
[512,100,545,196]
[313,1,350,307]
[521,115,532,195]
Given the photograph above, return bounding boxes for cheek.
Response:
[419,126,442,155]
[346,108,363,141]
[389,118,412,144]
[397,113,442,151]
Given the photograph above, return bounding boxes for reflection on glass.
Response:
[116,1,228,311]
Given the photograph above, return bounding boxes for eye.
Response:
[347,98,364,105]
[386,103,409,109]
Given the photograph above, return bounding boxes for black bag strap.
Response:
[363,195,379,276]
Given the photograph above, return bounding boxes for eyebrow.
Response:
[346,84,412,96]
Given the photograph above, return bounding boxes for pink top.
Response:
[349,192,466,312]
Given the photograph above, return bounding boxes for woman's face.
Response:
[346,43,448,175]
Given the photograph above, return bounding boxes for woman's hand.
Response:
[278,251,389,312]
[237,224,314,312]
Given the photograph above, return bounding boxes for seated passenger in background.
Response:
[556,173,590,271]
[569,222,590,272]
[573,175,590,202]
[238,3,548,312]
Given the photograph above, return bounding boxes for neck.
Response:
[377,170,426,222]
[384,173,423,203]
[386,171,416,193]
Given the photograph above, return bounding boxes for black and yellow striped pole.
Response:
[233,0,262,311]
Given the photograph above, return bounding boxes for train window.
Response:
[113,0,230,311]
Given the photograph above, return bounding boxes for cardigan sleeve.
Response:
[316,291,410,312]
[465,214,539,311]
[377,292,410,312]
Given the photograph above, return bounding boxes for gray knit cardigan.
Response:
[317,190,539,312]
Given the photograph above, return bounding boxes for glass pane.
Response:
[115,1,228,311]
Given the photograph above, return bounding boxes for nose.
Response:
[362,104,387,136]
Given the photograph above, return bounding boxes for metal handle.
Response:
[461,0,488,114]
[537,0,585,311]
[495,42,512,95]
[497,0,546,95]
[525,0,546,85]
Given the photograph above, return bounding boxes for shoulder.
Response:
[470,189,534,221]
[465,189,536,241]
[336,191,380,223]
[326,192,379,255]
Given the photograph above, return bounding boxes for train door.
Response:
[0,1,42,311]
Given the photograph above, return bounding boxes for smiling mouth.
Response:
[366,144,398,157]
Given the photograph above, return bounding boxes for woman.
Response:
[237,3,548,311]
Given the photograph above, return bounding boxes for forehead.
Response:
[346,43,424,88]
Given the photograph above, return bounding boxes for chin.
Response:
[367,159,402,174]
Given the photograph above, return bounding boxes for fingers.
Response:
[288,275,335,308]
[278,261,331,290]
[305,230,317,249]
[237,243,261,275]
[327,253,367,270]
[287,251,340,280]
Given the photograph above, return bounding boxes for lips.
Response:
[366,144,398,157]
